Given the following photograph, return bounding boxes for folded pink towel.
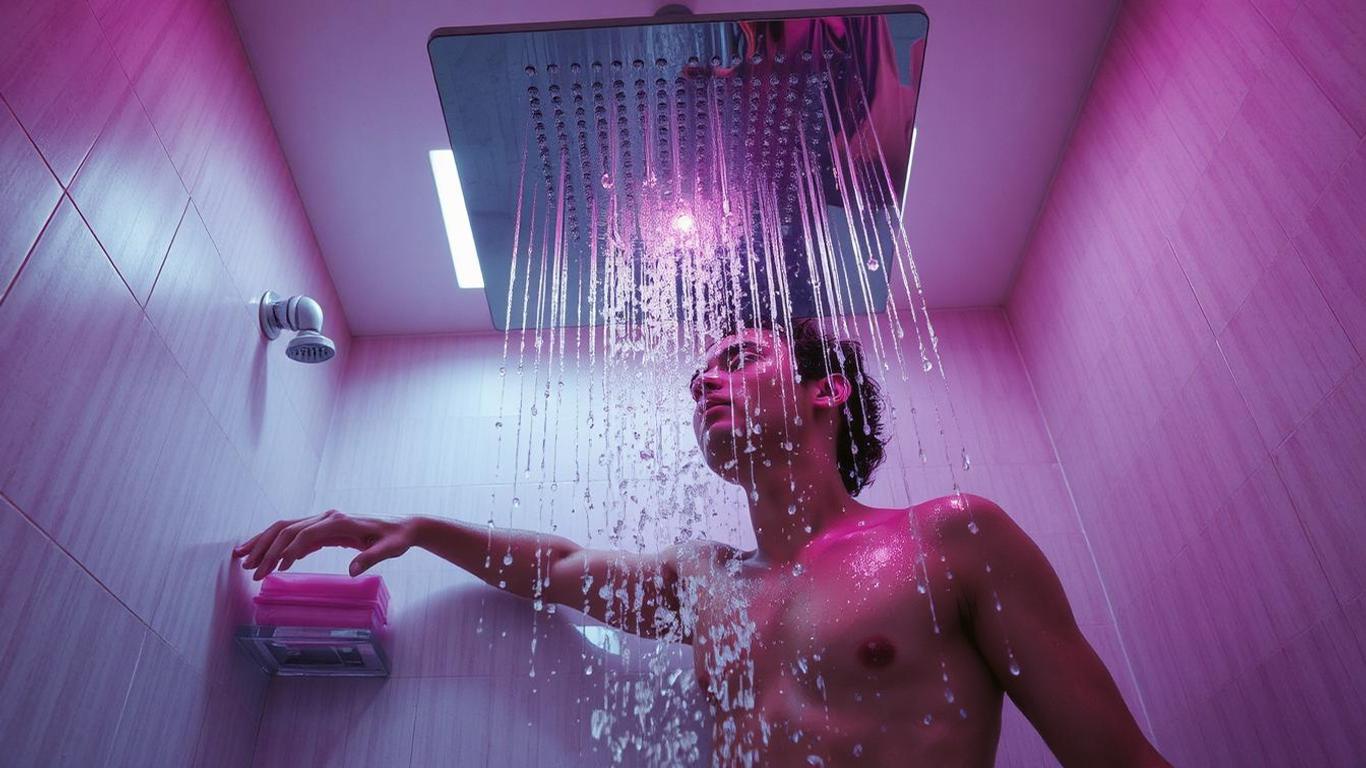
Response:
[253,572,389,629]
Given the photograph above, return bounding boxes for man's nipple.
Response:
[858,636,897,668]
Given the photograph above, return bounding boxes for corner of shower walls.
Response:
[1001,312,1156,741]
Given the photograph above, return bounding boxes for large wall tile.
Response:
[1274,360,1366,604]
[1284,0,1366,136]
[0,101,61,294]
[68,86,188,305]
[1171,36,1356,335]
[0,0,128,184]
[131,0,248,193]
[191,692,266,768]
[1185,458,1338,683]
[1234,608,1366,765]
[1223,36,1358,236]
[88,0,192,85]
[252,678,419,768]
[0,498,146,767]
[1218,249,1359,451]
[1295,139,1366,356]
[105,632,209,768]
[1152,0,1277,171]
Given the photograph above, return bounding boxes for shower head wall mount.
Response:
[258,291,337,364]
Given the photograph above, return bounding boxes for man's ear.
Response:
[814,373,852,409]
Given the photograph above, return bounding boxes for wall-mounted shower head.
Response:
[258,291,337,364]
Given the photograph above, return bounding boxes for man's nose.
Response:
[693,369,723,400]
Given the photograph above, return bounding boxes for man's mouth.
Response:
[700,400,731,423]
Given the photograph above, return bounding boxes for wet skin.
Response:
[676,501,1008,767]
[234,328,1169,767]
[663,328,1168,767]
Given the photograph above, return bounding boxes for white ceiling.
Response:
[227,0,1117,336]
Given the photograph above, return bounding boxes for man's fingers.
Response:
[279,514,341,564]
[252,518,317,580]
[243,521,289,569]
[232,533,261,558]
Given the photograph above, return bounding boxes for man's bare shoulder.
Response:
[910,492,1008,527]
[900,492,1022,556]
[911,492,1057,586]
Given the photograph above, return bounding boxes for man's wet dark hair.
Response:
[719,316,889,495]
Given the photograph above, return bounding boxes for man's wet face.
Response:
[689,329,801,482]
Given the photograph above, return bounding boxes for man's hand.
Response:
[233,510,416,580]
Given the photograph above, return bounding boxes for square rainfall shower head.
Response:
[428,7,929,331]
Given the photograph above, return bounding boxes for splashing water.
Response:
[482,39,1002,767]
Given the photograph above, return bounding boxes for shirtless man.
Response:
[234,319,1169,767]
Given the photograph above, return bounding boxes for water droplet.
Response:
[512,497,520,509]
[967,520,979,534]
[498,580,507,589]
[922,359,934,373]
[922,714,933,725]
[945,688,955,703]
[866,259,880,272]
[502,553,513,566]
[600,172,613,189]
[792,563,804,576]
[533,598,543,611]
[524,65,536,76]
[961,449,972,471]
[806,756,824,767]
[787,504,797,516]
[591,709,610,738]
[959,708,968,719]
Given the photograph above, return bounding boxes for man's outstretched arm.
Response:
[409,515,685,639]
[234,510,685,640]
[947,495,1171,768]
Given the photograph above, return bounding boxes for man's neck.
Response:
[740,444,867,565]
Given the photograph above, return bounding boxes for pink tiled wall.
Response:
[251,309,1133,767]
[0,0,350,765]
[1008,0,1366,763]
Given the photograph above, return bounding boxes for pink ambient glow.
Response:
[671,212,696,233]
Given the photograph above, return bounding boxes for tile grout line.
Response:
[0,190,61,308]
[144,198,192,307]
[0,488,160,638]
[98,630,148,768]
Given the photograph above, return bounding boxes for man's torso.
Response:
[676,500,1003,767]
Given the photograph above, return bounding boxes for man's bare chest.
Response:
[684,527,956,703]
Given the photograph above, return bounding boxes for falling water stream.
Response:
[481,45,1014,766]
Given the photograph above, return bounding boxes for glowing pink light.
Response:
[672,213,696,233]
